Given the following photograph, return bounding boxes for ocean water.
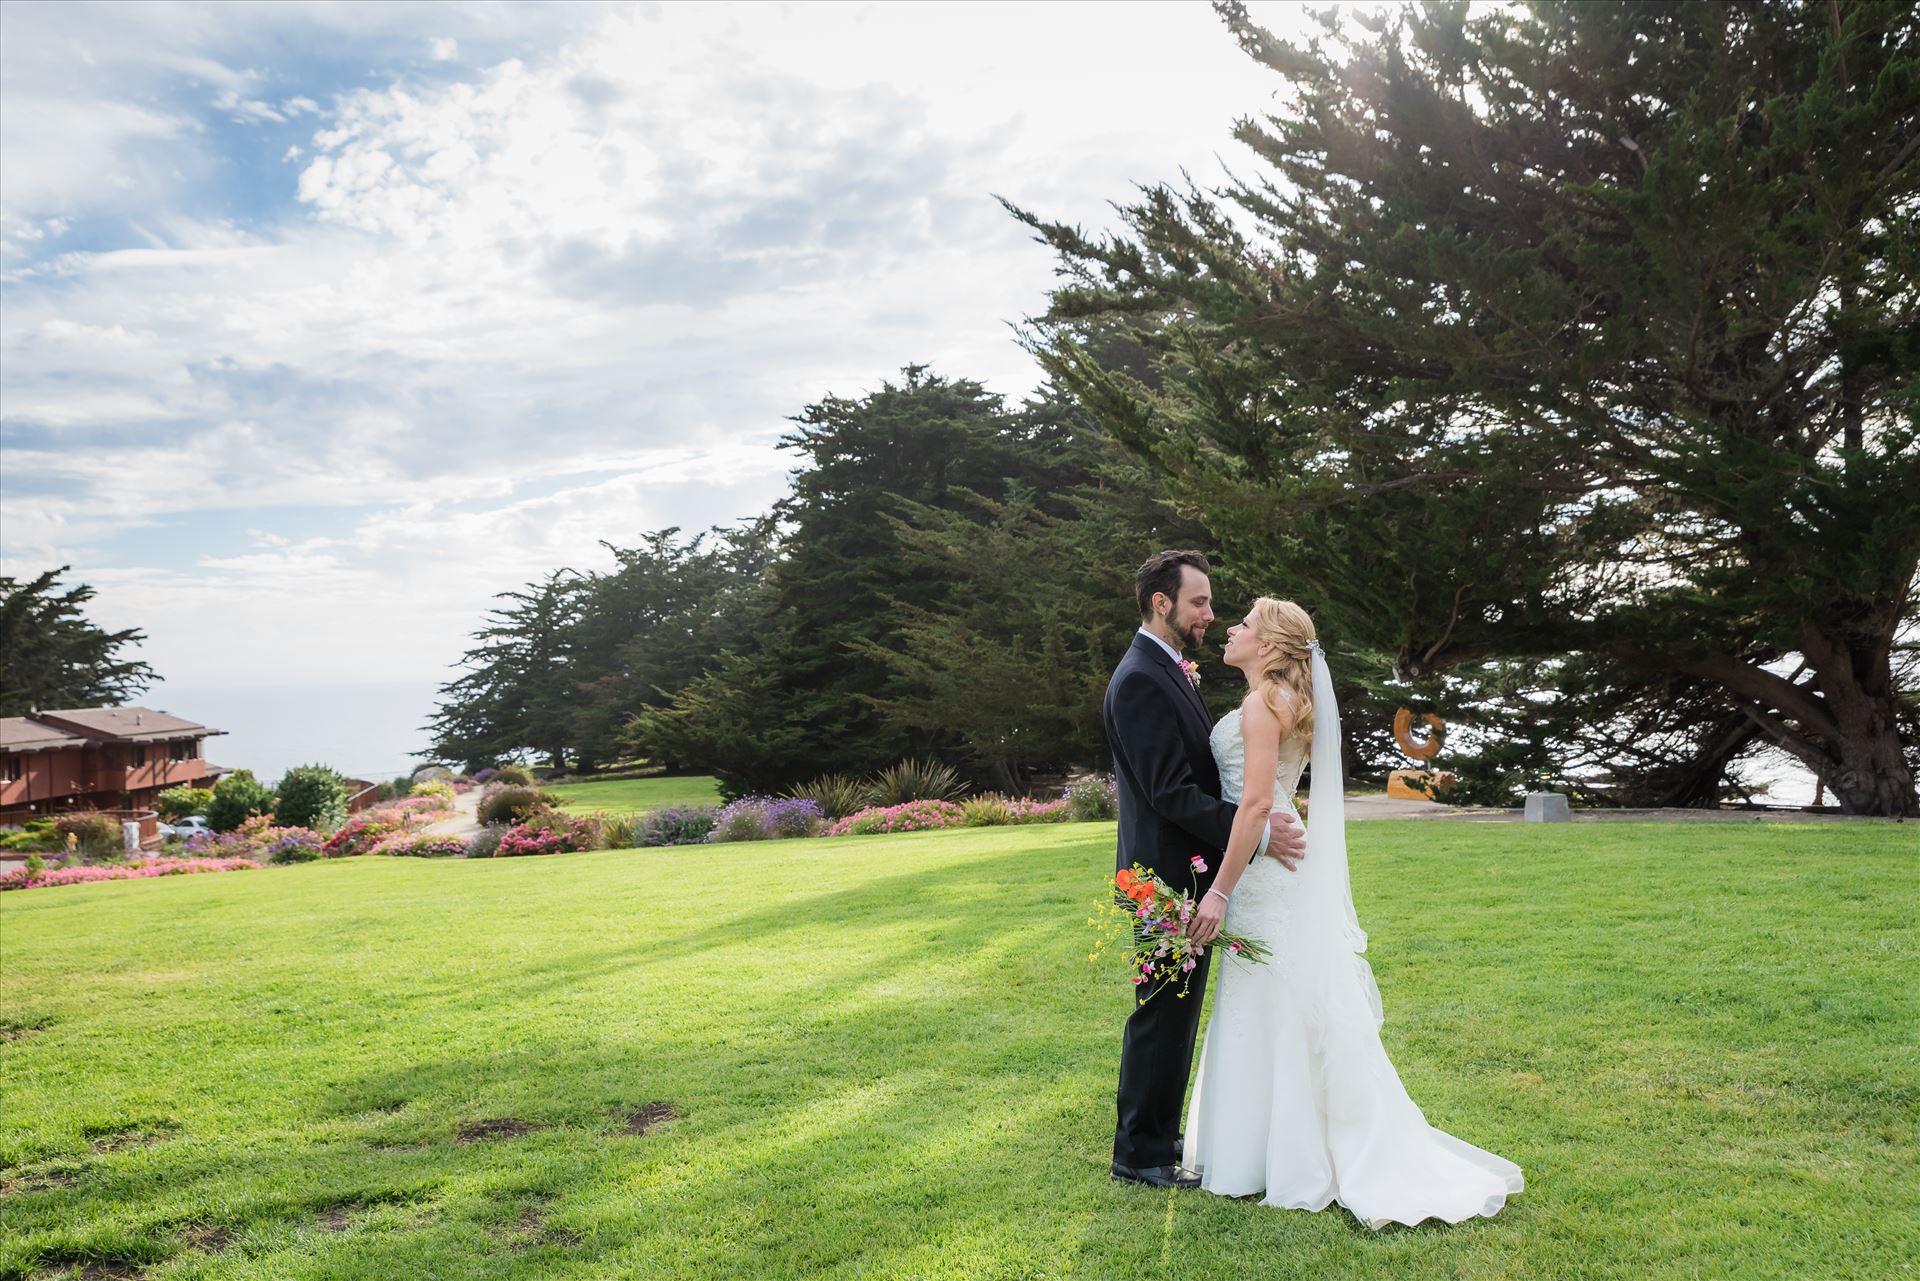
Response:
[141,678,452,787]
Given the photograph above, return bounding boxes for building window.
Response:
[170,740,193,762]
[2,756,20,783]
[132,745,148,767]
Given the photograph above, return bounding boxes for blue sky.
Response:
[1,0,1315,687]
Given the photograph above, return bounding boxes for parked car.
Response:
[162,815,214,839]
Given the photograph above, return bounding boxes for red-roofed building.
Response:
[0,706,230,826]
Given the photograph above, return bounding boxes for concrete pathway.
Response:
[421,787,484,840]
[1340,794,1893,823]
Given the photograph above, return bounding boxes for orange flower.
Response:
[1115,869,1137,891]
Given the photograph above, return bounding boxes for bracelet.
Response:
[1204,887,1230,905]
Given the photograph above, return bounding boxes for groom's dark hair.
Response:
[1136,550,1211,621]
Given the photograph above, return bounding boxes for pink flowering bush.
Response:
[323,815,412,858]
[0,856,262,892]
[1006,797,1071,824]
[495,815,603,857]
[369,832,469,858]
[824,800,967,837]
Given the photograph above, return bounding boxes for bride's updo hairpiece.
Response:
[1248,597,1317,738]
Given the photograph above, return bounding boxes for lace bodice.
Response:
[1210,708,1309,809]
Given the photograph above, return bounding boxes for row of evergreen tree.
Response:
[417,367,1284,795]
[421,2,1918,814]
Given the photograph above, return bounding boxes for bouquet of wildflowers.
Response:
[1089,860,1272,1000]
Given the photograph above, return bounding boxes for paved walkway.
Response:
[1341,794,1892,823]
[421,787,484,840]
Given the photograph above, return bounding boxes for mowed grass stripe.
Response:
[0,821,1913,1280]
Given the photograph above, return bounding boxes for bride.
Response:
[1181,597,1523,1228]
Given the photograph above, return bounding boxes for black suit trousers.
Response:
[1112,938,1214,1168]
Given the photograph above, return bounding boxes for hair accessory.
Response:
[1307,639,1324,655]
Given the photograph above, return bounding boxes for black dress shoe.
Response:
[1111,1161,1202,1189]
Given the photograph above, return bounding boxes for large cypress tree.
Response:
[1011,0,1919,814]
[420,569,588,771]
[0,567,156,715]
[631,367,1048,792]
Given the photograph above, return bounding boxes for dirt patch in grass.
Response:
[83,1120,176,1154]
[0,1016,54,1041]
[622,1102,677,1136]
[179,1222,230,1253]
[497,1197,583,1250]
[20,1249,149,1279]
[317,1204,353,1233]
[455,1117,538,1144]
[0,1164,81,1196]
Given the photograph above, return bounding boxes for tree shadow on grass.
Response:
[486,838,1098,1007]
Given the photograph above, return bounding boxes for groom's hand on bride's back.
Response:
[1266,812,1306,871]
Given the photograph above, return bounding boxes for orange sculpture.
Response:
[1387,708,1455,800]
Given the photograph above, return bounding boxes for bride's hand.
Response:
[1188,891,1227,946]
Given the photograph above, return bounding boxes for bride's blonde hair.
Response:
[1248,597,1316,739]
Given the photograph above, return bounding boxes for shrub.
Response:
[495,816,602,857]
[866,758,967,807]
[389,794,456,820]
[476,785,558,826]
[962,795,1015,826]
[1,856,261,892]
[1007,797,1071,824]
[785,773,868,820]
[409,779,456,803]
[274,764,350,834]
[463,825,506,859]
[0,828,61,853]
[155,786,214,822]
[707,797,823,843]
[261,826,328,864]
[206,769,275,832]
[370,832,470,858]
[323,815,411,858]
[599,812,637,849]
[825,800,967,837]
[55,813,123,856]
[472,767,501,784]
[1064,773,1119,822]
[638,806,720,847]
[493,764,535,786]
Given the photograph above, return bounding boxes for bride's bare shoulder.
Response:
[1240,688,1283,737]
[1246,685,1300,741]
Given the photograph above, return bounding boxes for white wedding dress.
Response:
[1183,694,1523,1228]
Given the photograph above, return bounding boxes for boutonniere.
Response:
[1179,659,1201,687]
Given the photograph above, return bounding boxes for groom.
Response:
[1105,549,1306,1189]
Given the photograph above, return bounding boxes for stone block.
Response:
[1524,791,1570,822]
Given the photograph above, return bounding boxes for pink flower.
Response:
[1182,959,1197,972]
[1190,856,1208,874]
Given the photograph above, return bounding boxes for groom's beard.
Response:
[1171,613,1208,653]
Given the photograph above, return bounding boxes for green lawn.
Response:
[542,775,725,816]
[1,821,1914,1280]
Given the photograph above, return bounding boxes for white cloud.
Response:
[2,0,1315,685]
[430,36,460,61]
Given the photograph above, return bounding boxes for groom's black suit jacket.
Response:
[1103,633,1238,896]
